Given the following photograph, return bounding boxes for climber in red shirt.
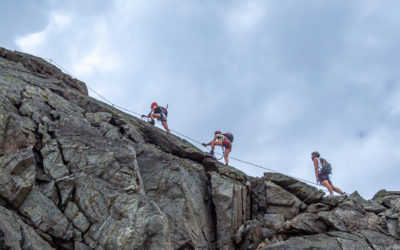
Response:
[202,131,233,166]
[146,102,170,133]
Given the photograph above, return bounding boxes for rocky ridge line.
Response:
[0,47,399,249]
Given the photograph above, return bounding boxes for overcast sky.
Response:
[1,0,399,199]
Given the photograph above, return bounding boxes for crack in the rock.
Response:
[363,235,376,250]
[205,173,218,250]
[0,65,32,76]
[48,88,65,99]
[55,139,69,167]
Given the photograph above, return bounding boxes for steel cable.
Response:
[44,58,320,187]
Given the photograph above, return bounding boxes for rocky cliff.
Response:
[0,47,399,249]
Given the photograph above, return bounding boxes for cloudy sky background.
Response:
[1,0,399,198]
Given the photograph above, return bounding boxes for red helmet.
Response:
[151,102,158,108]
[215,131,222,135]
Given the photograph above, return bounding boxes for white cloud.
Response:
[51,12,71,29]
[225,1,268,34]
[69,22,120,76]
[72,47,120,76]
[15,30,46,52]
[15,12,71,53]
[15,8,121,79]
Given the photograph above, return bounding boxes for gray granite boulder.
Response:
[135,142,215,249]
[261,233,341,249]
[18,186,74,240]
[0,148,36,208]
[264,172,324,204]
[285,213,327,234]
[0,206,54,250]
[264,180,306,219]
[210,171,251,250]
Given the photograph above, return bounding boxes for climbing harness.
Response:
[216,146,225,161]
[220,147,225,160]
[202,143,225,161]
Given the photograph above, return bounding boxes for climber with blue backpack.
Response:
[143,102,170,133]
[202,131,234,166]
[311,151,345,196]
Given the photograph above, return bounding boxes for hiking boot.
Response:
[148,120,155,125]
[209,151,214,156]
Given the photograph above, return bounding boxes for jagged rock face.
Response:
[246,175,400,249]
[0,48,252,249]
[0,48,172,249]
[134,142,215,248]
[251,173,324,223]
[0,206,54,249]
[209,172,251,250]
[1,47,400,249]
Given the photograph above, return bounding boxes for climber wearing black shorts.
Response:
[148,102,170,133]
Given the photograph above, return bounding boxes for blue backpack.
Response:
[319,158,332,174]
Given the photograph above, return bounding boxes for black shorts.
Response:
[318,172,331,184]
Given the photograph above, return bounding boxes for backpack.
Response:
[319,157,332,175]
[223,133,234,143]
[157,106,168,117]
